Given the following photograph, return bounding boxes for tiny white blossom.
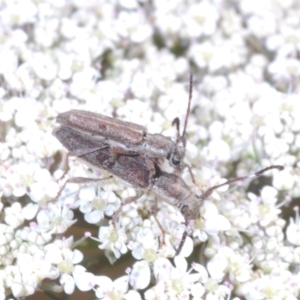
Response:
[22,203,39,220]
[207,246,251,283]
[36,202,76,234]
[128,226,160,262]
[266,25,300,57]
[193,201,231,242]
[69,67,100,101]
[4,202,24,228]
[4,62,35,93]
[190,263,210,298]
[124,290,142,300]
[221,9,242,36]
[0,224,14,246]
[206,139,231,162]
[144,281,168,300]
[94,275,128,299]
[155,14,182,36]
[268,57,300,83]
[0,0,37,26]
[95,221,128,259]
[119,0,138,9]
[247,13,277,38]
[184,1,219,37]
[242,273,297,300]
[28,168,60,204]
[31,53,58,81]
[129,260,151,290]
[248,186,281,227]
[273,168,295,190]
[45,241,94,294]
[286,207,300,246]
[189,42,223,72]
[34,19,59,47]
[76,186,120,224]
[152,256,201,298]
[117,202,142,230]
[114,11,152,43]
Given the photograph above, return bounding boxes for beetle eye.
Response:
[181,205,188,214]
[171,156,180,166]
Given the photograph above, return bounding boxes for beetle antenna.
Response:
[181,72,193,148]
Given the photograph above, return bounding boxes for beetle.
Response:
[53,124,284,255]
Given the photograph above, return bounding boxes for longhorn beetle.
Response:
[53,124,284,255]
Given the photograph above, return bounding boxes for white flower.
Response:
[286,207,300,246]
[0,46,18,75]
[206,139,231,162]
[1,171,26,198]
[28,167,60,204]
[0,0,37,25]
[151,256,201,298]
[129,260,151,290]
[119,0,138,9]
[13,97,41,128]
[5,249,57,298]
[155,14,182,35]
[128,226,160,262]
[22,203,39,220]
[191,263,230,299]
[72,265,95,292]
[69,67,100,101]
[34,19,59,47]
[221,9,242,36]
[26,131,60,159]
[190,42,222,72]
[268,57,300,83]
[247,13,277,38]
[248,186,281,227]
[45,242,94,294]
[4,202,25,228]
[94,275,128,299]
[31,53,58,81]
[57,52,73,80]
[114,11,152,43]
[76,186,120,224]
[95,221,128,259]
[2,163,58,202]
[0,220,13,239]
[272,168,295,190]
[279,245,300,264]
[156,214,193,258]
[184,1,219,37]
[266,25,300,58]
[242,273,297,300]
[0,96,16,122]
[17,251,56,280]
[124,290,142,300]
[117,201,142,230]
[144,281,169,300]
[263,132,289,158]
[15,226,52,245]
[193,201,231,242]
[59,264,93,294]
[3,62,34,92]
[36,202,76,234]
[207,246,251,283]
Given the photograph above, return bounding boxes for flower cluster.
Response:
[0,0,299,299]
